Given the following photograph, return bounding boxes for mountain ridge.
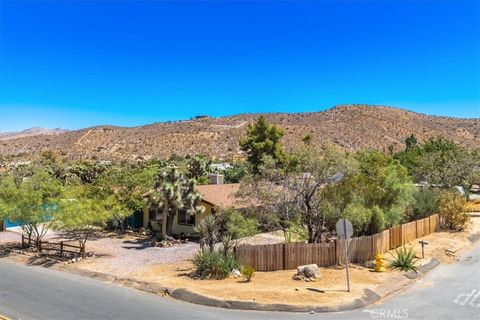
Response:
[1,105,478,162]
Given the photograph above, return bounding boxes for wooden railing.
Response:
[235,214,439,271]
[21,235,84,257]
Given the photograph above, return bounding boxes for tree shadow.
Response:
[122,238,152,250]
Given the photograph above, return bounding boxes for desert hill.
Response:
[1,105,478,162]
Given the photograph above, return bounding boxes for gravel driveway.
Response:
[79,235,200,277]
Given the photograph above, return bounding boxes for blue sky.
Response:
[0,1,479,132]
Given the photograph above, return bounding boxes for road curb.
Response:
[171,287,380,312]
[169,258,441,313]
[61,258,440,313]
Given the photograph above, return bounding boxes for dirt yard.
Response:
[2,209,479,307]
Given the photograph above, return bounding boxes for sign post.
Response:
[336,218,353,292]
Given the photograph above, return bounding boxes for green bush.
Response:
[240,266,255,282]
[390,246,418,272]
[193,250,240,280]
[368,206,385,235]
[226,210,260,239]
[437,189,469,231]
[406,188,440,221]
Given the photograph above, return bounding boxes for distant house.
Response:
[142,174,244,236]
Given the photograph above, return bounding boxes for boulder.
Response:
[297,264,321,279]
[231,269,241,278]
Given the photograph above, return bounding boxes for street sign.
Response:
[336,219,353,239]
[336,218,353,293]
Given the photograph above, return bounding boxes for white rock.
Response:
[231,269,241,278]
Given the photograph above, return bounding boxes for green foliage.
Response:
[149,166,204,239]
[225,210,259,239]
[94,164,157,230]
[350,151,413,227]
[0,168,61,242]
[239,116,285,174]
[55,184,114,251]
[405,134,418,150]
[186,155,212,184]
[222,162,251,183]
[390,246,418,271]
[396,138,478,190]
[193,250,240,280]
[194,214,219,252]
[342,201,372,236]
[240,266,255,282]
[368,206,385,235]
[302,133,313,145]
[437,189,469,230]
[406,188,440,221]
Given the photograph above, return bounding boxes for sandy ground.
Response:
[2,209,479,307]
[62,211,480,306]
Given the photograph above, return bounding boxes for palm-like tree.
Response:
[152,166,204,240]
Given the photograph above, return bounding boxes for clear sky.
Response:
[0,1,479,132]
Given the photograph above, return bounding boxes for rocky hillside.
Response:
[1,105,478,162]
[0,127,69,141]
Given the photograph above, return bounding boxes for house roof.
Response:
[196,183,244,209]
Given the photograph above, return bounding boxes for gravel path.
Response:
[81,236,200,276]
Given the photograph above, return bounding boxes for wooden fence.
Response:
[235,214,439,271]
[22,235,84,257]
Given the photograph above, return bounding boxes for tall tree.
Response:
[397,138,478,191]
[55,184,114,256]
[0,168,61,244]
[186,155,212,183]
[148,166,204,240]
[405,134,418,150]
[94,164,157,232]
[239,116,285,174]
[239,144,355,243]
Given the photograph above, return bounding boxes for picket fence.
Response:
[235,214,439,271]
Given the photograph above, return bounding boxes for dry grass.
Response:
[465,200,480,212]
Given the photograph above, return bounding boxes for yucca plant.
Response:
[389,245,418,272]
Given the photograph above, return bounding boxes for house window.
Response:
[177,209,195,225]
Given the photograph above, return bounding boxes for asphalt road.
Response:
[1,244,479,320]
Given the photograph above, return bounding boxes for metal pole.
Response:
[344,220,350,292]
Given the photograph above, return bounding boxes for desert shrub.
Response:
[193,250,240,280]
[390,246,418,272]
[368,206,385,235]
[437,190,469,231]
[241,266,256,282]
[226,210,260,239]
[220,234,235,257]
[194,214,219,252]
[465,199,480,213]
[406,188,440,221]
[343,202,372,236]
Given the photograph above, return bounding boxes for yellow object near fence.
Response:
[374,253,386,272]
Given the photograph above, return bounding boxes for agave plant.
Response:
[389,245,419,272]
[194,214,218,252]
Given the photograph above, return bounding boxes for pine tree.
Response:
[239,116,285,174]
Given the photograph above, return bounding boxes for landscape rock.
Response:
[297,264,321,279]
[231,269,241,278]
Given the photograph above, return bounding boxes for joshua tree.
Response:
[150,166,204,240]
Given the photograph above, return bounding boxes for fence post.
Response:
[282,244,287,270]
[60,241,64,257]
[28,234,31,245]
[415,220,418,239]
[21,234,25,248]
[38,240,42,252]
[334,239,338,265]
